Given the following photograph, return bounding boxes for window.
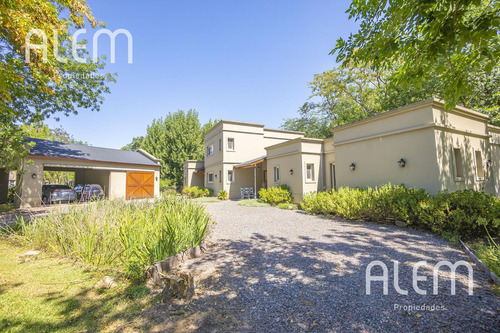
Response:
[227,170,234,183]
[219,170,222,183]
[207,144,214,156]
[207,173,214,183]
[306,163,315,182]
[475,150,485,180]
[274,167,280,182]
[219,139,222,151]
[453,148,464,179]
[227,138,235,151]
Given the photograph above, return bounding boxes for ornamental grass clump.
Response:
[17,196,211,280]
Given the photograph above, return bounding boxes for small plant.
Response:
[181,186,213,198]
[258,185,293,206]
[217,190,229,200]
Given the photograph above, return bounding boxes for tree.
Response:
[0,0,115,170]
[138,110,218,185]
[121,136,144,151]
[283,60,500,137]
[333,0,500,110]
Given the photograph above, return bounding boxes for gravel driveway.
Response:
[137,201,500,332]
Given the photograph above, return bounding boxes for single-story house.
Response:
[1,138,161,208]
[183,99,500,202]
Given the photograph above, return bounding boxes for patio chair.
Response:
[240,187,255,199]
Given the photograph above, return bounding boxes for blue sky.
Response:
[46,0,358,149]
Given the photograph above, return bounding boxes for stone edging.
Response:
[146,241,207,285]
[460,239,500,285]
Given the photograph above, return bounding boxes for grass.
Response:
[277,202,298,210]
[192,197,221,203]
[237,199,270,207]
[0,204,15,213]
[11,196,211,280]
[470,239,500,278]
[0,239,153,332]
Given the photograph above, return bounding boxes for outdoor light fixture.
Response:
[349,163,356,171]
[398,158,406,168]
[155,176,158,181]
[487,160,493,168]
[289,169,294,175]
[31,173,37,179]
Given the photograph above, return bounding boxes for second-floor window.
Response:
[306,163,315,181]
[227,138,235,151]
[207,144,214,156]
[219,139,222,151]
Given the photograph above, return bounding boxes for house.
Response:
[183,99,500,202]
[1,138,161,208]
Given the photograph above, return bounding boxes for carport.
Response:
[14,138,161,208]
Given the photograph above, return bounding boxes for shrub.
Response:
[217,190,229,200]
[16,197,211,281]
[258,185,293,206]
[160,178,174,192]
[182,186,213,198]
[300,184,500,240]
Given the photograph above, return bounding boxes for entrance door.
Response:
[330,164,336,190]
[126,171,154,199]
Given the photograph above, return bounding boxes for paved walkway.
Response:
[138,201,499,332]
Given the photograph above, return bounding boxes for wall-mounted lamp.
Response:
[155,176,158,181]
[349,163,356,171]
[487,160,493,168]
[214,174,217,178]
[398,158,406,168]
[31,173,37,179]
[289,169,294,175]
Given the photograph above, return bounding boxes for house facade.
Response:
[184,99,500,202]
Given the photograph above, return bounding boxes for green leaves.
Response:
[137,110,218,185]
[332,0,500,110]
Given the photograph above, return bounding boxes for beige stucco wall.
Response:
[109,171,126,200]
[334,126,441,193]
[487,126,500,196]
[16,157,160,208]
[333,100,495,196]
[183,161,204,188]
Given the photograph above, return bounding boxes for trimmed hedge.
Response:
[182,186,213,198]
[300,184,500,240]
[258,185,293,206]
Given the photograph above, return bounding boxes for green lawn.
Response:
[192,197,221,203]
[0,204,15,213]
[237,199,270,207]
[0,239,153,333]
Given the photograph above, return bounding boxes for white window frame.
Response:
[453,147,464,182]
[474,150,485,181]
[207,173,214,184]
[306,163,315,182]
[207,144,214,156]
[227,138,235,151]
[227,169,234,184]
[274,166,280,183]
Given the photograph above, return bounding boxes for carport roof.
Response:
[27,138,160,167]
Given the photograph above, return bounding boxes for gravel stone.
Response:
[138,201,500,332]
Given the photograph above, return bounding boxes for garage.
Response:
[14,138,161,208]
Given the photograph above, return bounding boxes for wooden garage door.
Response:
[126,171,154,199]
